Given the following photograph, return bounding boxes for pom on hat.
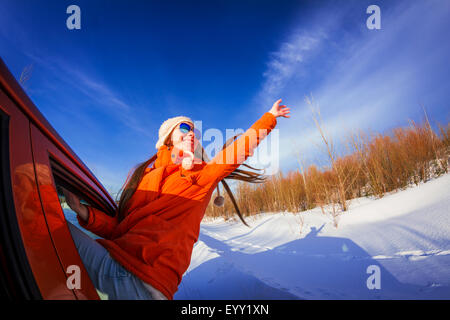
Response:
[214,195,225,207]
[213,185,225,207]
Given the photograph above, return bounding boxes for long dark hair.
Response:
[116,134,266,226]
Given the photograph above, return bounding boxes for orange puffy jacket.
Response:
[77,112,277,299]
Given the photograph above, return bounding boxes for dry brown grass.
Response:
[204,111,450,226]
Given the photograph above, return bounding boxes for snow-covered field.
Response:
[175,173,450,300]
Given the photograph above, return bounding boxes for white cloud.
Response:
[261,31,325,103]
[255,0,450,173]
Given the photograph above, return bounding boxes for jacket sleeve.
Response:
[196,112,277,186]
[76,206,119,239]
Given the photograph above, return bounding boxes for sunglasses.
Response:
[179,122,201,139]
[178,122,194,134]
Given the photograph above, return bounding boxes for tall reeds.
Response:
[204,108,450,227]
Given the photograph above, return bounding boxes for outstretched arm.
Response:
[196,99,290,186]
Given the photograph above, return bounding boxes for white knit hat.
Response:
[155,116,194,149]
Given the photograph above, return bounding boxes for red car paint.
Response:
[0,57,116,300]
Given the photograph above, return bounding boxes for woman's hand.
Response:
[62,188,89,222]
[269,99,291,118]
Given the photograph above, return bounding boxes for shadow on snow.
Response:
[176,225,450,300]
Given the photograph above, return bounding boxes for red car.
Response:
[0,57,116,299]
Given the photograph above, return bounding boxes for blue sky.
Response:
[1,0,449,195]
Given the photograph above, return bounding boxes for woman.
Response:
[64,99,291,300]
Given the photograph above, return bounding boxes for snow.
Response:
[175,173,450,300]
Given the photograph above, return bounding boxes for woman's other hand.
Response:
[62,188,89,222]
[269,99,291,118]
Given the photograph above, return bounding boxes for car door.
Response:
[30,123,117,300]
[1,56,116,299]
[0,88,69,299]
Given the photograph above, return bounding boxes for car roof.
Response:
[0,57,116,208]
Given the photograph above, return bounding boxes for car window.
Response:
[52,170,111,299]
